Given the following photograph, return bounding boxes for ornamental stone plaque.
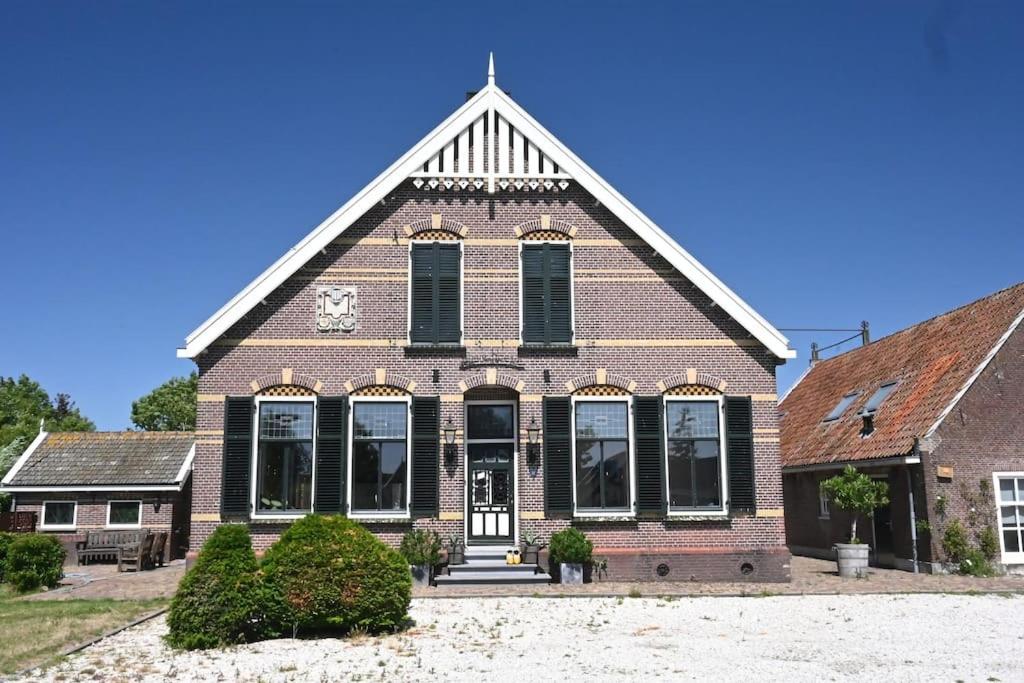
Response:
[316,286,357,332]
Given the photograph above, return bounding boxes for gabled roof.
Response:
[0,431,195,491]
[779,283,1024,469]
[177,56,794,360]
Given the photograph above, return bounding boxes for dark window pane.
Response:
[259,402,314,440]
[466,405,515,440]
[257,441,313,512]
[379,442,407,511]
[575,402,628,439]
[353,403,407,439]
[353,442,381,511]
[109,501,140,526]
[667,402,719,439]
[668,440,695,508]
[603,440,629,508]
[44,502,75,526]
[692,440,721,507]
[492,470,510,505]
[1004,530,1020,553]
[575,440,602,508]
[999,478,1016,503]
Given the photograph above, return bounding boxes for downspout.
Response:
[907,439,921,574]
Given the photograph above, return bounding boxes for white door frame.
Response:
[463,399,519,547]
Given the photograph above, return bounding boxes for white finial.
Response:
[487,52,495,86]
[39,418,44,434]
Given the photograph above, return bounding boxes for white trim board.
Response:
[177,67,794,360]
[1,430,48,486]
[0,485,185,493]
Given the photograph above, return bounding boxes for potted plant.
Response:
[399,530,442,587]
[444,535,465,569]
[520,531,546,566]
[820,466,890,578]
[548,528,593,585]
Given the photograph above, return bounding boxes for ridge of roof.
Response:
[176,66,794,360]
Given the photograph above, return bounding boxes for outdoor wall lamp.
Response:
[526,418,541,468]
[443,418,458,467]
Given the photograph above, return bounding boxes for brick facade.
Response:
[188,181,791,582]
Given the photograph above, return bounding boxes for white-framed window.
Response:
[106,500,142,529]
[40,501,77,531]
[818,486,831,518]
[348,396,412,518]
[664,397,728,516]
[252,397,316,518]
[571,396,634,515]
[995,472,1024,565]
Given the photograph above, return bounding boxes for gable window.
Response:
[862,381,898,414]
[107,501,142,528]
[409,242,462,345]
[823,392,859,422]
[521,242,573,345]
[255,400,315,514]
[41,501,77,530]
[997,474,1024,563]
[665,400,726,512]
[574,400,630,513]
[351,400,410,515]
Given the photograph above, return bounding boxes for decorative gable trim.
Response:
[566,369,636,394]
[656,370,728,394]
[249,369,323,395]
[403,214,469,239]
[344,369,417,395]
[514,215,577,239]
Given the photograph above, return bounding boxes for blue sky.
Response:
[2,1,1022,429]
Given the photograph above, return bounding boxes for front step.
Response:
[434,544,551,586]
[449,560,538,572]
[434,570,550,586]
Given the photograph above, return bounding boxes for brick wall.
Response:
[188,180,791,581]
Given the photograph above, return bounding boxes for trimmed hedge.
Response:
[262,515,411,634]
[0,531,16,583]
[6,533,65,592]
[165,525,286,650]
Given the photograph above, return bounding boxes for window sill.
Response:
[405,343,464,350]
[348,515,412,524]
[40,526,76,532]
[573,513,635,523]
[519,342,575,349]
[664,514,731,522]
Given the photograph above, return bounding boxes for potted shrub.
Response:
[444,535,465,569]
[520,532,545,566]
[820,466,890,578]
[548,528,593,585]
[399,530,442,587]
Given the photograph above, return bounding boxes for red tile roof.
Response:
[780,283,1024,469]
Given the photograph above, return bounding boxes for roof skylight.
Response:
[823,392,860,422]
[862,381,898,414]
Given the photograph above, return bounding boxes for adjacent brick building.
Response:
[177,60,797,582]
[780,283,1024,573]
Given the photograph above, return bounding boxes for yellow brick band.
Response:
[197,394,226,402]
[755,508,785,518]
[520,511,546,520]
[191,513,221,522]
[439,512,464,521]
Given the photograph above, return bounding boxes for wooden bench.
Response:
[75,529,149,565]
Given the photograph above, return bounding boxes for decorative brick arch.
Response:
[457,370,525,394]
[403,213,468,240]
[565,369,636,395]
[344,369,417,395]
[656,369,728,395]
[250,369,323,395]
[514,214,577,240]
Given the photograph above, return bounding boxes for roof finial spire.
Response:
[487,52,495,86]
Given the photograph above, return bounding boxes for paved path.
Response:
[22,561,185,601]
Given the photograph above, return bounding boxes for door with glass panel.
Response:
[465,402,516,544]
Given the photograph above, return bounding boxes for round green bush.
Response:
[0,531,17,583]
[6,533,65,592]
[549,527,593,565]
[165,524,286,650]
[262,515,411,634]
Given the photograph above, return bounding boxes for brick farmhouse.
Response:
[177,60,797,582]
[780,283,1024,573]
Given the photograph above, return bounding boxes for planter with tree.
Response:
[548,527,593,585]
[399,530,442,588]
[820,465,890,578]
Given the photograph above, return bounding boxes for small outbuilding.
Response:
[0,431,194,560]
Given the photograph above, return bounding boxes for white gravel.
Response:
[22,594,1023,682]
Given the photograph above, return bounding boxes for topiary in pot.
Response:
[5,533,65,593]
[165,524,285,650]
[820,466,889,578]
[520,532,546,567]
[548,528,593,585]
[399,530,442,587]
[262,515,411,634]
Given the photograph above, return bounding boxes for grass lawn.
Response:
[0,585,167,675]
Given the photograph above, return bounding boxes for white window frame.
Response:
[106,500,143,529]
[993,471,1024,565]
[818,486,831,519]
[347,395,413,519]
[463,400,519,546]
[250,395,318,520]
[663,395,729,517]
[518,240,576,347]
[40,500,77,531]
[407,239,464,347]
[570,395,635,517]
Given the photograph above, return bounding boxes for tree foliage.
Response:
[130,373,197,431]
[820,465,890,544]
[0,375,94,475]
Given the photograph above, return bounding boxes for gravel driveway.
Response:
[23,594,1021,682]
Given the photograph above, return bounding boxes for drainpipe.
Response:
[907,439,921,574]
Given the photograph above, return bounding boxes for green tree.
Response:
[131,373,197,431]
[820,465,890,544]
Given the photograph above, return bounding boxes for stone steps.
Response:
[434,545,551,586]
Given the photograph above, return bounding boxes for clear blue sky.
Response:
[2,1,1022,430]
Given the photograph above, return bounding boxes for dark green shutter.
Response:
[410,396,440,517]
[543,396,573,517]
[221,396,254,518]
[410,243,460,344]
[522,244,572,344]
[725,396,756,513]
[314,396,348,514]
[634,396,666,516]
